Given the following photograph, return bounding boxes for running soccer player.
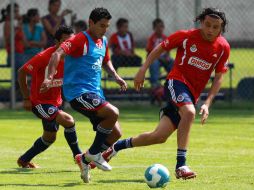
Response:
[17,26,82,168]
[41,8,127,183]
[106,7,230,180]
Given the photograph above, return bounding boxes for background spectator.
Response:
[42,0,72,48]
[146,18,174,88]
[1,3,24,79]
[109,18,142,70]
[74,20,87,34]
[23,8,47,62]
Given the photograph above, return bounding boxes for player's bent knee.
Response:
[108,106,119,121]
[181,107,196,120]
[56,112,75,127]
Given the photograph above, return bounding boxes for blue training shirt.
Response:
[62,31,107,102]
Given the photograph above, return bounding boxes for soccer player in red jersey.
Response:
[17,26,82,168]
[108,7,230,180]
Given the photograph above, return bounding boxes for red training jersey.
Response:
[161,29,230,102]
[146,32,167,53]
[22,46,64,106]
[109,32,135,55]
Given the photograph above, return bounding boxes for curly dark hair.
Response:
[195,7,228,33]
[54,25,73,42]
[89,7,112,24]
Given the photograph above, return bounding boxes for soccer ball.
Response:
[144,164,170,188]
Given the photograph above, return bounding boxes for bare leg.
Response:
[131,116,176,147]
[177,104,196,150]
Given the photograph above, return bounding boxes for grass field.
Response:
[0,48,254,89]
[0,104,254,190]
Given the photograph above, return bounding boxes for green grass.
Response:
[0,104,254,190]
[0,48,254,89]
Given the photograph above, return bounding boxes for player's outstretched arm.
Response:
[18,67,32,111]
[199,73,224,124]
[103,61,127,91]
[134,44,165,91]
[40,48,66,93]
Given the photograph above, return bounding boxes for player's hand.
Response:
[134,68,145,91]
[40,79,51,93]
[23,99,32,111]
[115,75,127,91]
[199,104,209,125]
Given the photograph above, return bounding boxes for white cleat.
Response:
[75,154,91,183]
[85,151,112,171]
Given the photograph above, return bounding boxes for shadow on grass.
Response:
[0,181,82,187]
[0,168,77,175]
[98,179,144,184]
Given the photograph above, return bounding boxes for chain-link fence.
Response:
[0,0,253,108]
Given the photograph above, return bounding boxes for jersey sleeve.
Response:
[103,44,110,64]
[215,43,230,73]
[161,30,189,51]
[60,33,84,57]
[22,54,42,75]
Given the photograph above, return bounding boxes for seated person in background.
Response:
[74,20,87,34]
[146,18,174,105]
[147,18,174,89]
[42,0,71,48]
[23,8,47,62]
[1,3,25,80]
[109,18,142,70]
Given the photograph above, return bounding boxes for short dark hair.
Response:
[74,20,87,31]
[49,0,61,6]
[116,18,128,28]
[195,7,228,33]
[23,8,38,23]
[54,25,73,42]
[152,18,164,29]
[89,7,111,24]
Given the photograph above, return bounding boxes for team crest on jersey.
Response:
[188,56,212,70]
[190,44,197,52]
[177,95,184,102]
[92,99,100,106]
[64,41,72,51]
[48,107,56,115]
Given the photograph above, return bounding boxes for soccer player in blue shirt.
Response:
[41,8,127,183]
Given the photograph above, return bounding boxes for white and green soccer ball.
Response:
[144,164,170,188]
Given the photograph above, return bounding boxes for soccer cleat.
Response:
[85,151,112,171]
[17,158,39,169]
[175,166,197,180]
[89,146,118,169]
[75,154,91,183]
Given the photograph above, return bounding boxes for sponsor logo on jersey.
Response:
[48,79,63,88]
[190,44,197,52]
[188,56,212,70]
[48,107,56,115]
[177,95,184,102]
[27,64,33,71]
[92,99,100,106]
[92,56,103,71]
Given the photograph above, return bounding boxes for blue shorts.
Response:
[70,93,108,130]
[160,79,195,128]
[32,104,61,132]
